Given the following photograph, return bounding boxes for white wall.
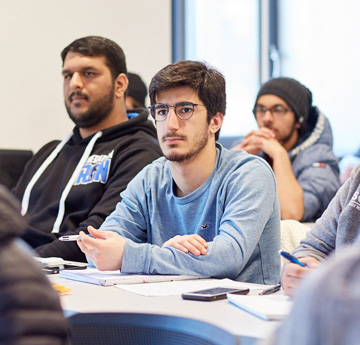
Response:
[0,0,171,152]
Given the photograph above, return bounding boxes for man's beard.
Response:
[164,130,209,163]
[278,121,298,146]
[66,84,115,128]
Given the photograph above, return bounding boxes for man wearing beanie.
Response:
[232,77,340,222]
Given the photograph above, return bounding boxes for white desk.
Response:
[51,275,280,345]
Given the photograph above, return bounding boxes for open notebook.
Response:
[59,268,210,286]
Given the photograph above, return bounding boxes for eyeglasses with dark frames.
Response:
[253,105,293,119]
[149,102,206,122]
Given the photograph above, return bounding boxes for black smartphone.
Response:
[61,264,88,270]
[181,287,250,301]
[42,264,87,274]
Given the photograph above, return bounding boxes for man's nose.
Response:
[165,107,180,130]
[262,109,274,123]
[69,72,83,90]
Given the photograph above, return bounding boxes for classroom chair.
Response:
[0,149,33,190]
[68,312,239,345]
[280,220,312,266]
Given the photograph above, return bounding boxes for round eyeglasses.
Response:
[149,102,206,122]
[253,105,293,119]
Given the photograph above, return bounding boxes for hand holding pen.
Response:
[260,251,309,295]
[280,250,319,297]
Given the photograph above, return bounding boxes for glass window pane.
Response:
[185,0,259,138]
[279,0,360,156]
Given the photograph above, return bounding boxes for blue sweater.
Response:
[100,144,281,284]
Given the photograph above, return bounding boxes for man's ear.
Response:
[210,112,224,134]
[114,73,129,99]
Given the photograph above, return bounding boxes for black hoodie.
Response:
[13,109,162,261]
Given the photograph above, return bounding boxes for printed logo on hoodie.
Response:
[75,150,113,185]
[350,190,360,211]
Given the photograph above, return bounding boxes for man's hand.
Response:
[281,257,319,296]
[162,234,208,256]
[77,226,125,271]
[231,128,277,155]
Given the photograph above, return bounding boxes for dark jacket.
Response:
[13,109,162,261]
[0,186,68,345]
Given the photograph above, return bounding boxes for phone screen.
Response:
[181,287,249,301]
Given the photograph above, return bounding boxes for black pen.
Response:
[279,250,306,267]
[260,283,281,295]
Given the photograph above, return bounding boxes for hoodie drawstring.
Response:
[51,131,103,233]
[21,131,103,235]
[21,133,73,216]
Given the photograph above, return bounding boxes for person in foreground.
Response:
[0,186,68,345]
[281,163,360,296]
[232,77,340,222]
[77,60,281,284]
[12,36,162,261]
[261,245,360,345]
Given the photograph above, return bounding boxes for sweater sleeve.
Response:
[292,171,351,261]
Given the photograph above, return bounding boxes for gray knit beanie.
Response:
[254,77,313,132]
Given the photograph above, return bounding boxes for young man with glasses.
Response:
[232,77,340,222]
[77,60,280,284]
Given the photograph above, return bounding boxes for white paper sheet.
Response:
[114,278,264,296]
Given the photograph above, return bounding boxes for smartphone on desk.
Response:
[42,264,87,275]
[181,287,249,301]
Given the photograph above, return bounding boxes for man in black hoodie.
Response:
[12,36,162,261]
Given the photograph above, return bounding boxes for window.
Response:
[182,0,259,138]
[176,0,359,156]
[278,0,360,156]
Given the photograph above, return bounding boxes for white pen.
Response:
[59,235,80,241]
[59,234,95,241]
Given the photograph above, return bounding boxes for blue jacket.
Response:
[259,108,340,221]
[288,108,340,221]
[100,144,281,285]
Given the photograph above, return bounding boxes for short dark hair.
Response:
[61,36,127,80]
[149,60,226,140]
